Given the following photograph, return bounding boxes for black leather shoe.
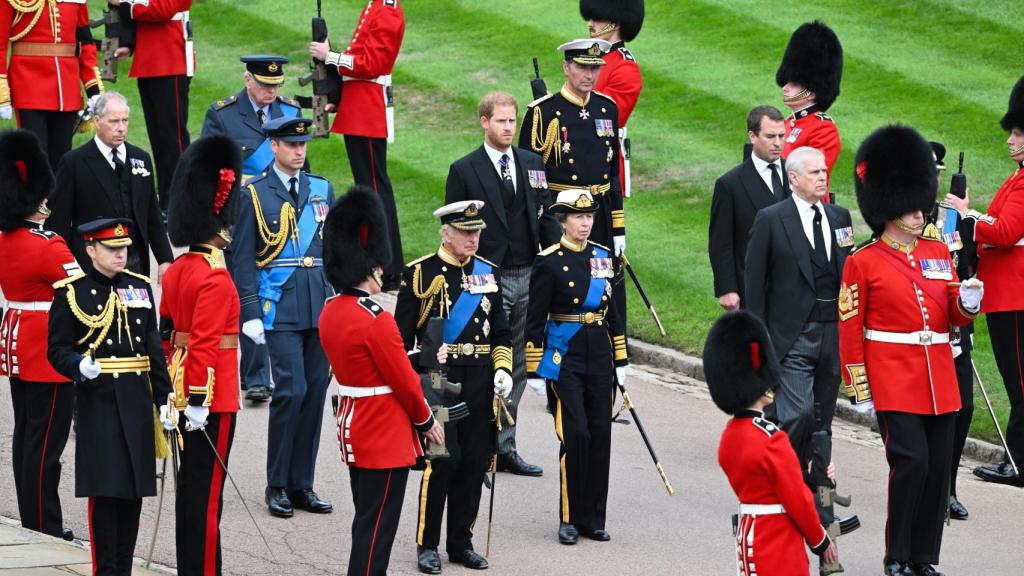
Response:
[949,495,968,520]
[908,562,944,576]
[417,546,441,574]
[558,522,578,544]
[580,527,610,541]
[449,549,488,569]
[265,487,293,518]
[497,451,543,476]
[288,489,333,513]
[61,528,74,541]
[973,462,1024,486]
[246,385,270,402]
[883,560,913,576]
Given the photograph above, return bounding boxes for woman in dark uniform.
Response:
[524,188,628,545]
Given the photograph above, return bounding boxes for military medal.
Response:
[562,127,571,154]
[919,259,953,280]
[465,273,498,294]
[786,128,802,143]
[607,147,614,163]
[117,287,152,309]
[594,119,613,137]
[313,202,329,223]
[942,230,963,251]
[528,170,548,189]
[579,108,590,120]
[834,226,854,248]
[480,294,492,313]
[590,257,614,278]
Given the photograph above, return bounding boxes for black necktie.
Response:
[258,108,267,126]
[768,162,783,199]
[112,149,124,177]
[811,204,828,263]
[499,153,515,207]
[288,177,298,205]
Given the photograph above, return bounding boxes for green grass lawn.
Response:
[7,0,1012,442]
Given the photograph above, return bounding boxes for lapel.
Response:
[266,171,293,207]
[470,146,508,228]
[779,158,792,199]
[780,198,815,288]
[297,173,311,208]
[512,147,537,217]
[739,158,777,211]
[238,90,264,135]
[84,141,122,209]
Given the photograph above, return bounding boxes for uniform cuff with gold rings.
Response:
[97,356,152,374]
[548,182,611,196]
[447,343,491,357]
[263,256,323,268]
[549,311,605,324]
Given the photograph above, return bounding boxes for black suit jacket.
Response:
[744,197,853,358]
[49,140,173,277]
[708,156,790,301]
[444,145,559,263]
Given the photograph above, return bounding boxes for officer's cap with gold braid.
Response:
[580,0,645,42]
[1001,75,1024,133]
[854,125,936,235]
[78,218,134,248]
[241,55,288,86]
[0,129,53,232]
[702,311,782,415]
[434,200,487,231]
[558,39,611,66]
[548,188,598,214]
[324,186,391,289]
[167,136,242,247]
[263,116,313,142]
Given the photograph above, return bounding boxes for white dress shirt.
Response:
[93,136,128,171]
[483,141,516,193]
[750,153,784,196]
[273,164,300,194]
[791,193,832,261]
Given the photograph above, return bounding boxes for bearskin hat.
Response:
[166,136,242,247]
[854,125,937,235]
[1000,75,1024,132]
[0,130,54,232]
[775,21,843,112]
[702,311,782,416]
[323,186,391,290]
[580,0,644,42]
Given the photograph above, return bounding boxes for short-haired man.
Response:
[709,105,788,311]
[445,91,554,477]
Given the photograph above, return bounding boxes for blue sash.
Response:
[444,258,492,343]
[941,207,962,249]
[258,177,329,329]
[537,245,609,380]
[243,103,299,177]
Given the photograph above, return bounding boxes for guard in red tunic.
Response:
[947,75,1024,487]
[110,0,194,214]
[309,0,405,289]
[776,21,842,202]
[704,311,836,576]
[580,0,643,198]
[158,135,242,576]
[319,185,444,576]
[0,130,82,540]
[839,125,981,576]
[0,0,103,168]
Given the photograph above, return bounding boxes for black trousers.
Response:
[137,75,191,211]
[176,412,236,576]
[17,109,77,170]
[986,311,1024,468]
[876,411,954,565]
[344,135,403,277]
[88,496,143,576]
[224,250,272,391]
[415,365,493,553]
[549,327,614,530]
[951,348,975,495]
[348,466,409,576]
[9,379,74,536]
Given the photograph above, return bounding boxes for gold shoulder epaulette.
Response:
[405,253,434,267]
[123,270,152,284]
[474,255,498,267]
[919,235,944,244]
[851,236,879,255]
[538,243,560,256]
[592,90,617,106]
[527,92,555,108]
[589,240,611,251]
[52,273,85,290]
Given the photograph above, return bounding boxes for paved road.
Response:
[2,355,1022,575]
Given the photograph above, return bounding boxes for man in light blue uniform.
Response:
[202,55,301,402]
[232,116,335,518]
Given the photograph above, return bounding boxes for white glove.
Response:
[184,405,209,431]
[0,104,12,121]
[850,399,875,417]
[241,318,266,345]
[615,366,627,386]
[613,235,626,257]
[493,369,513,399]
[158,404,177,431]
[86,94,101,114]
[959,279,984,313]
[527,378,546,397]
[78,355,101,380]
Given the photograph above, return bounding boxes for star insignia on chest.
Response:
[579,108,590,120]
[562,141,572,154]
[483,319,490,337]
[480,295,491,314]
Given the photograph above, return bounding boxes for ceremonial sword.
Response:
[144,434,171,569]
[970,336,1019,476]
[613,376,675,495]
[485,395,515,558]
[619,254,667,337]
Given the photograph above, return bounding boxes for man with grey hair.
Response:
[49,91,173,281]
[744,146,857,559]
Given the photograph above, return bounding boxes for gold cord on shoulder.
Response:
[249,183,299,268]
[65,285,130,351]
[411,263,449,329]
[7,0,49,42]
[529,108,562,165]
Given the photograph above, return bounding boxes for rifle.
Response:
[809,430,858,575]
[296,0,338,138]
[530,57,547,100]
[89,7,135,83]
[420,318,469,458]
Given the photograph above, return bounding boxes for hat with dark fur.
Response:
[0,130,54,232]
[775,21,843,111]
[1001,75,1024,132]
[579,0,644,42]
[854,125,937,235]
[323,186,391,290]
[167,136,243,247]
[702,311,781,416]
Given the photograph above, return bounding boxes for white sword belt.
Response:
[864,329,950,346]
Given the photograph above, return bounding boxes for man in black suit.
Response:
[709,105,788,311]
[444,91,557,477]
[49,91,173,281]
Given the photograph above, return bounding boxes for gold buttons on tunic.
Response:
[563,266,569,272]
[568,281,575,287]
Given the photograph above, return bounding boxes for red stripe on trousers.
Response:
[1015,314,1024,410]
[204,414,232,575]
[174,79,184,154]
[365,469,393,576]
[88,497,96,575]
[37,383,58,530]
[368,140,378,193]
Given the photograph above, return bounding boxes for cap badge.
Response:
[574,194,593,209]
[295,123,306,133]
[465,203,479,218]
[588,43,601,56]
[114,224,125,237]
[268,63,279,73]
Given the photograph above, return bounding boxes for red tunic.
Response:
[158,248,240,413]
[0,0,100,111]
[319,292,433,469]
[719,414,827,576]
[127,0,193,78]
[782,107,841,197]
[0,225,80,382]
[971,167,1024,313]
[596,42,642,197]
[839,237,974,414]
[329,0,404,139]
